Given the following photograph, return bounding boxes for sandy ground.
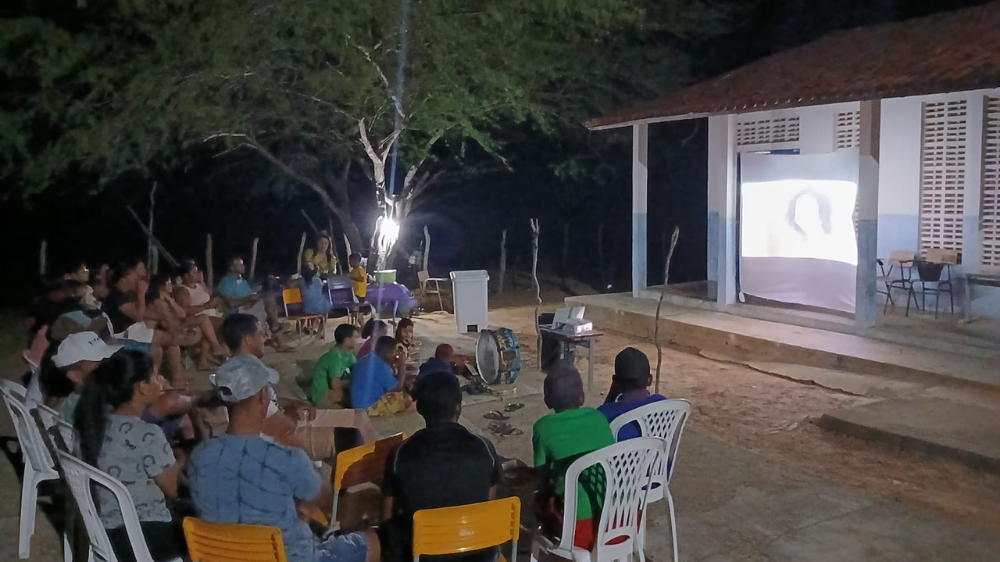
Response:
[3,286,999,561]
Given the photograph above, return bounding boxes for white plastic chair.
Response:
[0,381,62,559]
[32,403,75,456]
[530,437,663,562]
[609,399,691,562]
[57,450,181,562]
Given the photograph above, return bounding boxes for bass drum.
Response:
[475,328,522,385]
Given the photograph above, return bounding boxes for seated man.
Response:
[221,313,378,459]
[381,372,500,562]
[217,256,284,339]
[416,343,454,379]
[311,324,358,407]
[533,365,615,550]
[350,336,411,417]
[598,347,667,440]
[189,359,377,562]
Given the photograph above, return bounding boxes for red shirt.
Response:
[357,337,376,359]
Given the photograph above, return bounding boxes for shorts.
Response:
[316,530,367,562]
[366,391,410,417]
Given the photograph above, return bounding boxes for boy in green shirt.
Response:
[532,364,615,550]
[310,324,359,407]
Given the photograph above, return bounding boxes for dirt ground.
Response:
[409,291,1000,535]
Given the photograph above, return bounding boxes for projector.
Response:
[560,318,593,334]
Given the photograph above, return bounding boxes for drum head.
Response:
[476,330,501,385]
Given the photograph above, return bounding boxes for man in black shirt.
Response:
[381,372,501,562]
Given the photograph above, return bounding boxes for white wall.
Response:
[706,91,1000,317]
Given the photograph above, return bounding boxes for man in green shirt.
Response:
[310,324,359,407]
[532,364,615,551]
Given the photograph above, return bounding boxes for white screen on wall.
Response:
[740,151,860,313]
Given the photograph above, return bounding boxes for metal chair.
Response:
[0,380,61,559]
[57,451,182,562]
[183,517,288,562]
[882,251,920,315]
[414,497,521,562]
[418,270,447,312]
[608,400,691,562]
[530,438,663,562]
[914,249,958,319]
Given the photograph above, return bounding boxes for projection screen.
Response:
[739,151,859,313]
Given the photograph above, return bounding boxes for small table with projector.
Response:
[539,306,603,391]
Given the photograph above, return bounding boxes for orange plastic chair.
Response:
[281,287,326,338]
[330,433,406,529]
[183,517,288,562]
[413,497,521,562]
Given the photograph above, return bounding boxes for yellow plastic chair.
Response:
[330,433,406,529]
[413,497,521,562]
[183,517,287,562]
[281,287,326,339]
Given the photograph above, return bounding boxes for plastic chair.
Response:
[413,497,521,562]
[1,381,61,559]
[183,517,288,562]
[281,287,327,339]
[32,403,75,455]
[417,271,447,312]
[330,433,406,529]
[530,438,663,562]
[609,400,691,562]
[56,451,182,562]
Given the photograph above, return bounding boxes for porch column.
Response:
[855,99,881,334]
[708,115,737,309]
[632,123,648,297]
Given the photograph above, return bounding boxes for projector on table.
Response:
[558,318,593,334]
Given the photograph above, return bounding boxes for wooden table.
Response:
[962,271,1000,319]
[538,326,605,391]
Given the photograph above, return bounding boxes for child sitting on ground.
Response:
[310,324,358,407]
[532,364,615,549]
[351,335,413,417]
[417,343,454,379]
[358,319,388,359]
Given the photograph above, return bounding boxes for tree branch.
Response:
[348,36,406,122]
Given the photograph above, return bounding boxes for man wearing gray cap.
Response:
[189,353,377,562]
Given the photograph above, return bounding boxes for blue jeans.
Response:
[317,531,367,562]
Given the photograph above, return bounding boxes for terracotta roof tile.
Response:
[587,2,1000,129]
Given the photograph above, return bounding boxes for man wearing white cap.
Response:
[51,331,122,420]
[189,353,377,562]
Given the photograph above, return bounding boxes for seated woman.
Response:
[299,264,332,316]
[174,260,224,319]
[147,274,226,370]
[303,231,338,277]
[358,319,388,359]
[74,349,185,562]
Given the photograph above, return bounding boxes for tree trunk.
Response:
[530,219,542,368]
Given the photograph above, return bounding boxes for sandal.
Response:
[503,403,525,412]
[488,421,524,436]
[483,411,510,421]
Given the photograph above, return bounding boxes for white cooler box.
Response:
[449,270,490,333]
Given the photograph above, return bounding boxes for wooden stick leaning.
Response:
[654,226,680,395]
[296,232,307,275]
[249,237,260,282]
[498,229,507,295]
[206,234,214,289]
[530,218,542,368]
[126,205,179,268]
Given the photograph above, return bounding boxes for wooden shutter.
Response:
[835,110,860,150]
[919,100,967,253]
[982,97,1000,267]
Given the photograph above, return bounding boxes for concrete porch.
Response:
[565,291,1000,387]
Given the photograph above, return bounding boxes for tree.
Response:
[1,0,727,253]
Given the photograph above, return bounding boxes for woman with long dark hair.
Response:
[74,350,183,562]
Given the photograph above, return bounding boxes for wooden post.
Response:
[148,182,158,275]
[530,219,541,368]
[296,232,307,275]
[206,234,214,289]
[300,209,320,235]
[422,225,431,272]
[39,240,47,279]
[498,229,507,294]
[249,237,260,282]
[654,227,680,395]
[343,233,353,262]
